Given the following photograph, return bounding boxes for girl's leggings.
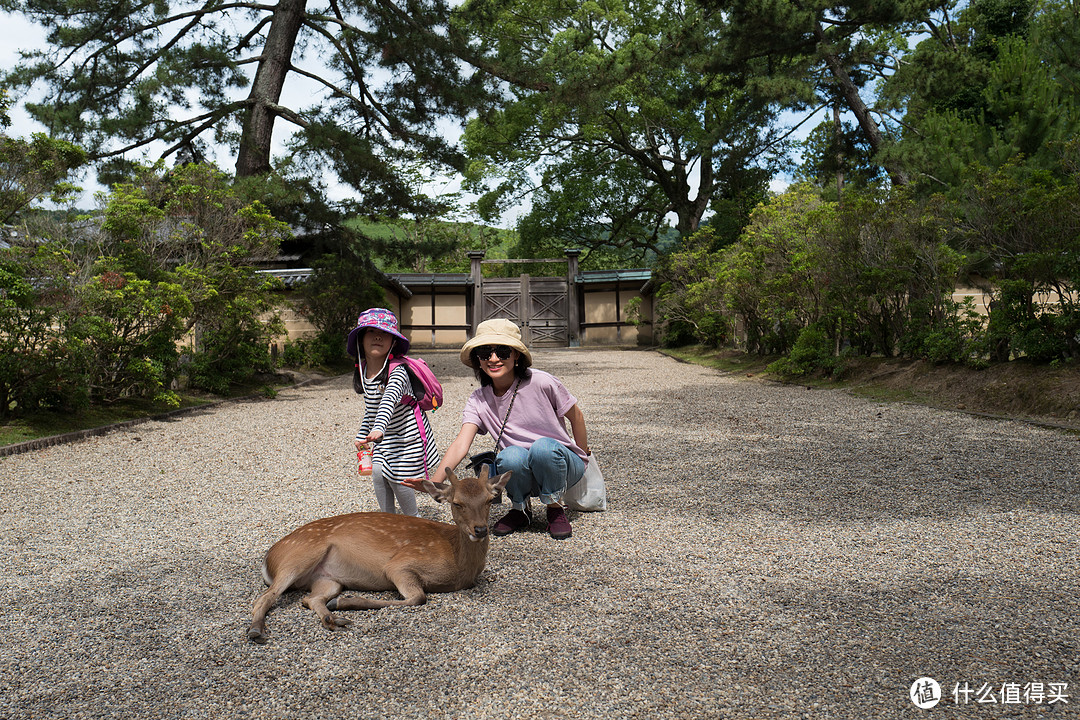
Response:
[371,465,418,516]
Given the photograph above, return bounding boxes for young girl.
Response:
[347,308,440,516]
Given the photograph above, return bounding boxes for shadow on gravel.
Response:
[595,384,1080,521]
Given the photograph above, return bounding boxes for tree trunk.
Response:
[668,159,712,237]
[814,22,908,187]
[236,0,307,178]
[833,102,844,200]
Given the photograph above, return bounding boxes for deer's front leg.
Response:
[330,571,428,609]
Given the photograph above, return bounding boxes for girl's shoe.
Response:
[546,506,572,540]
[493,508,530,536]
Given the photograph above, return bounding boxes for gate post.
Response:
[565,248,581,347]
[467,250,485,336]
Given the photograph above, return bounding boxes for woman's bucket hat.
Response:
[346,308,410,358]
[460,318,533,369]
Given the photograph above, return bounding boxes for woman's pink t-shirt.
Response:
[462,369,587,462]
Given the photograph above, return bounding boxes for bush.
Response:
[280,334,346,369]
[1014,323,1070,363]
[0,245,84,418]
[186,314,281,394]
[696,314,729,348]
[767,324,842,377]
[660,319,699,348]
[298,243,386,344]
[74,266,189,405]
[897,297,986,365]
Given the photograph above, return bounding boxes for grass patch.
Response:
[0,395,215,447]
[0,368,327,449]
[658,345,778,376]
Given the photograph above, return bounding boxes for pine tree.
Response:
[2,0,490,214]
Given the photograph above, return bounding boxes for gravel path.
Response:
[1,349,1077,719]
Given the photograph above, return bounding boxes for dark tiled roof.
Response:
[256,268,412,296]
[579,269,652,284]
[390,273,471,288]
[257,268,314,287]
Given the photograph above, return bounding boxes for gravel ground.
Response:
[1,348,1078,720]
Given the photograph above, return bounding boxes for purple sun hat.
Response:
[346,308,411,358]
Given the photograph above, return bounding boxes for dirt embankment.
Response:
[831,357,1080,431]
[669,347,1080,432]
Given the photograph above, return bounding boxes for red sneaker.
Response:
[493,508,531,536]
[546,506,572,540]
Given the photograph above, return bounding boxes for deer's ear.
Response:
[422,481,452,503]
[488,471,512,492]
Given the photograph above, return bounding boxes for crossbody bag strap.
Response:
[492,380,520,455]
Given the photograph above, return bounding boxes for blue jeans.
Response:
[487,437,585,510]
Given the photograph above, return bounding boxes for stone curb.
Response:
[0,375,337,459]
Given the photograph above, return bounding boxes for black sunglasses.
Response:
[472,345,514,361]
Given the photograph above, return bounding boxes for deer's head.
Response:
[424,467,511,541]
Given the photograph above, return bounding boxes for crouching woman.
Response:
[431,319,590,540]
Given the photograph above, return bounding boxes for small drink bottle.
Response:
[357,444,373,476]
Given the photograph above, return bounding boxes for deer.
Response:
[246,467,511,644]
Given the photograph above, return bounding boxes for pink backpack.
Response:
[389,355,443,412]
[389,355,443,480]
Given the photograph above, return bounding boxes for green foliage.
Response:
[796,118,887,195]
[89,162,291,392]
[657,183,998,370]
[881,0,1080,193]
[460,0,783,257]
[186,322,277,396]
[713,0,939,187]
[655,226,731,348]
[717,184,840,354]
[953,156,1080,361]
[982,279,1075,363]
[0,131,87,224]
[0,243,87,418]
[295,235,386,363]
[4,0,1078,387]
[767,324,842,377]
[3,0,484,216]
[73,263,190,406]
[840,190,966,358]
[898,296,986,365]
[1,159,294,418]
[280,336,337,369]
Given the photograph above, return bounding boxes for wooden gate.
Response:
[479,275,569,347]
[469,251,582,347]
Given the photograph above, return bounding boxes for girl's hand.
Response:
[364,430,384,445]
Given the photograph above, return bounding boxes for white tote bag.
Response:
[565,453,607,512]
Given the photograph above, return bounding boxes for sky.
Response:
[1,10,794,227]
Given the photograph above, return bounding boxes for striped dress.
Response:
[356,359,440,482]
